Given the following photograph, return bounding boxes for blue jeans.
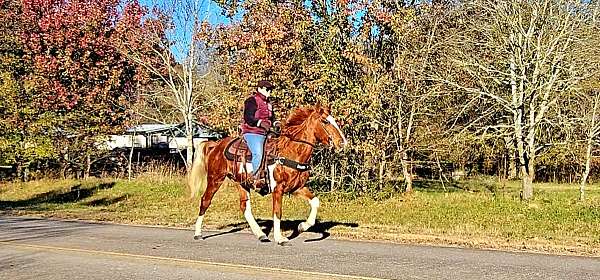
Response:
[243,133,266,176]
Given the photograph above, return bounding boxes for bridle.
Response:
[271,112,339,172]
[285,113,335,149]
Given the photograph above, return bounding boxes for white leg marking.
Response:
[299,197,320,232]
[273,214,288,244]
[267,164,276,192]
[194,215,204,237]
[326,115,347,146]
[243,191,266,238]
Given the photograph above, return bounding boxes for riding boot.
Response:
[256,181,270,196]
[252,171,270,196]
[252,167,270,196]
[240,172,265,193]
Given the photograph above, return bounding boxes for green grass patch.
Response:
[1,176,599,256]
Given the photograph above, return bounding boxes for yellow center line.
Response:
[0,241,389,280]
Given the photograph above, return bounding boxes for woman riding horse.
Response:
[188,104,347,245]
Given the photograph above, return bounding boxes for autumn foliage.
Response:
[21,0,137,130]
[1,0,148,179]
[2,0,600,198]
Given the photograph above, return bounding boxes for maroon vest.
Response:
[241,92,273,135]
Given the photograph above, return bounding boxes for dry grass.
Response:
[1,176,599,256]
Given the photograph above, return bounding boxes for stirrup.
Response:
[257,185,270,196]
[251,174,270,196]
[241,176,264,189]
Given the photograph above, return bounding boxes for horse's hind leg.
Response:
[194,176,224,240]
[293,186,320,233]
[238,185,269,242]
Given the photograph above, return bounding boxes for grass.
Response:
[1,175,599,256]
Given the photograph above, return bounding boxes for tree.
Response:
[20,0,139,178]
[442,0,600,199]
[208,0,453,193]
[362,2,454,192]
[116,0,218,169]
[578,92,600,200]
[576,2,600,200]
[0,0,56,180]
[208,0,312,110]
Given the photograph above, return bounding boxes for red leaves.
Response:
[20,0,137,133]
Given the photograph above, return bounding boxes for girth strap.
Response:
[274,157,311,172]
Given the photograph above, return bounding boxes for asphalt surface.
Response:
[1,216,599,279]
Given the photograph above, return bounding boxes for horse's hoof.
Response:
[258,235,271,242]
[193,235,203,240]
[298,222,310,233]
[278,241,291,246]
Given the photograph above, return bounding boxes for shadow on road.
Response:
[212,219,359,242]
[0,217,97,243]
[0,182,119,210]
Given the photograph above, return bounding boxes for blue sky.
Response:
[135,0,239,61]
[138,0,236,25]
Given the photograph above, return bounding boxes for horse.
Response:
[188,104,347,245]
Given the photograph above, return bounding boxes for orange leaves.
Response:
[210,0,310,95]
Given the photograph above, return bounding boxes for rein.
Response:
[280,118,333,149]
[288,138,316,148]
[270,113,335,172]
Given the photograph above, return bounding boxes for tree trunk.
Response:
[521,157,534,200]
[15,163,22,182]
[508,152,518,180]
[401,150,413,192]
[186,116,194,170]
[580,140,592,201]
[330,162,336,192]
[84,154,91,180]
[510,42,534,200]
[379,157,386,190]
[580,94,599,201]
[503,137,518,180]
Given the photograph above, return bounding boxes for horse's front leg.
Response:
[272,187,289,246]
[238,186,269,242]
[294,187,319,233]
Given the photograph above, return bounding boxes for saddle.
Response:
[224,136,278,167]
[223,134,312,174]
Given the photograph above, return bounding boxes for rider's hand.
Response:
[273,121,282,133]
[258,120,272,131]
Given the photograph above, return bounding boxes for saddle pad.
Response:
[223,137,278,165]
[224,138,251,162]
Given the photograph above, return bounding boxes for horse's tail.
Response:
[188,141,210,200]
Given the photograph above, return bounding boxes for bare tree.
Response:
[579,92,600,200]
[577,0,600,200]
[442,0,599,199]
[117,0,217,169]
[357,1,450,192]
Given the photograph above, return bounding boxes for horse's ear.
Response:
[314,101,323,113]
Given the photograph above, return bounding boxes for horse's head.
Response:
[310,104,348,150]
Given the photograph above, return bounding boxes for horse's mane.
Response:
[277,106,317,148]
[284,106,315,129]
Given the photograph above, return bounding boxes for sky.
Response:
[138,0,238,25]
[135,0,240,61]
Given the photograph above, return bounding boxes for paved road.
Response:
[1,216,599,280]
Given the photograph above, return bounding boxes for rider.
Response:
[241,80,281,193]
